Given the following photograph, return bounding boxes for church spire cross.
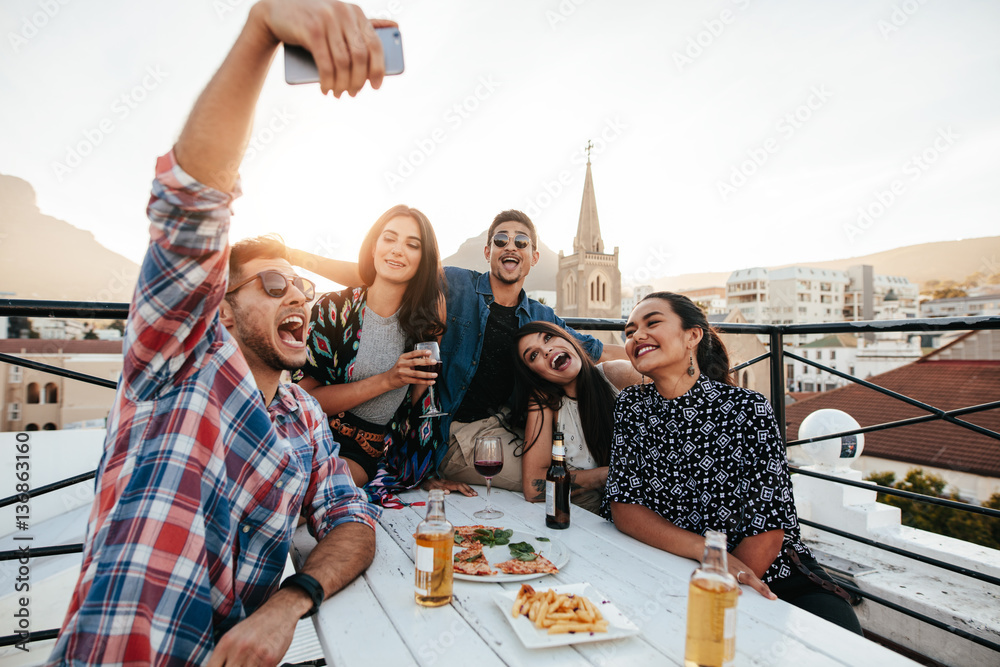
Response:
[585,139,594,164]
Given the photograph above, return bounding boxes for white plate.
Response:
[452,529,569,582]
[492,583,640,648]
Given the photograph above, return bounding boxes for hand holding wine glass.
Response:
[473,435,504,520]
[414,341,447,418]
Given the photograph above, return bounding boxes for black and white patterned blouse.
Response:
[602,374,809,583]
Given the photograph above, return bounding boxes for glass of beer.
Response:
[415,341,447,418]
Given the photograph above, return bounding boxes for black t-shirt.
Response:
[453,301,518,423]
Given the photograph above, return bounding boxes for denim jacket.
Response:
[438,266,604,441]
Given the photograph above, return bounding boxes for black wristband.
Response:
[279,573,324,618]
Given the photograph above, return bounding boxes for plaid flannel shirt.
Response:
[46,152,379,666]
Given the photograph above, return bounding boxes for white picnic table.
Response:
[291,486,917,666]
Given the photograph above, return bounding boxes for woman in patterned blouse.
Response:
[291,206,474,503]
[604,292,861,633]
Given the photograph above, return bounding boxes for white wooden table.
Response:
[291,487,917,666]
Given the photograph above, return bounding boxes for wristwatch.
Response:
[279,573,325,618]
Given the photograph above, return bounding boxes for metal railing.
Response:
[1,299,999,653]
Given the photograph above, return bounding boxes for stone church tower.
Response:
[556,151,621,327]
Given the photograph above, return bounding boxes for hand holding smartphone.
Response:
[285,26,404,85]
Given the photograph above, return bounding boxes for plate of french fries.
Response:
[492,582,639,648]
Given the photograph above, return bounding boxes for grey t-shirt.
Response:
[350,307,408,424]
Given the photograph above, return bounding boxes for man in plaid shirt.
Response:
[46,1,393,665]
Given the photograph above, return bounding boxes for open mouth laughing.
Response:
[277,313,306,348]
[633,343,658,359]
[500,253,521,271]
[550,351,572,371]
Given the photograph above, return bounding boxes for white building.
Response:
[727,264,918,325]
[920,292,1000,318]
[525,290,557,308]
[843,265,919,322]
[788,333,923,393]
[677,286,728,315]
[33,318,88,340]
[725,267,769,322]
[620,284,654,318]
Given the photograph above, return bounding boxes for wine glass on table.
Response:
[414,341,447,419]
[473,435,504,520]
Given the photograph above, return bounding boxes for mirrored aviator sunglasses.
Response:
[228,270,316,300]
[492,232,531,249]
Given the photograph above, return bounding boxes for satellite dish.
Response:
[798,409,864,471]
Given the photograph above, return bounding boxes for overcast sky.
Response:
[2,0,999,289]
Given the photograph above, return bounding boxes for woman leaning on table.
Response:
[602,291,862,634]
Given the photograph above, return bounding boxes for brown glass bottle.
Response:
[545,431,570,529]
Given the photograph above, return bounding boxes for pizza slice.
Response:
[495,554,559,575]
[453,541,496,575]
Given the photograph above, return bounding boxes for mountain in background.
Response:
[0,174,140,302]
[3,173,998,301]
[649,236,1000,294]
[441,230,559,294]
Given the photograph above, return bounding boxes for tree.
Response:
[866,468,999,549]
[931,287,967,300]
[108,319,126,334]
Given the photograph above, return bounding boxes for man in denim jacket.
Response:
[434,210,625,490]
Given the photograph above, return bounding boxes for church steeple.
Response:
[573,141,604,254]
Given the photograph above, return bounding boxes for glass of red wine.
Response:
[473,435,504,520]
[415,341,447,419]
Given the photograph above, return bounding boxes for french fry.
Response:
[547,620,610,635]
[510,587,609,634]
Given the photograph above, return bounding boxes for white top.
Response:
[554,363,619,470]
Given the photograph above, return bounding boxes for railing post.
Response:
[769,326,786,443]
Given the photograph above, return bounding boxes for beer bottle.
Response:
[545,431,571,529]
[684,530,738,667]
[414,489,454,607]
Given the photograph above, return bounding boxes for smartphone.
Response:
[284,26,404,84]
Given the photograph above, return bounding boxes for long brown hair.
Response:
[511,321,615,466]
[639,292,734,385]
[358,205,446,343]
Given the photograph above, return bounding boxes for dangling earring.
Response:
[687,352,695,377]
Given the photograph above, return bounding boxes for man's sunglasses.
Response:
[226,270,316,300]
[492,232,531,250]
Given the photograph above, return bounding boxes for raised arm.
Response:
[175,0,389,191]
[598,343,627,362]
[288,247,364,287]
